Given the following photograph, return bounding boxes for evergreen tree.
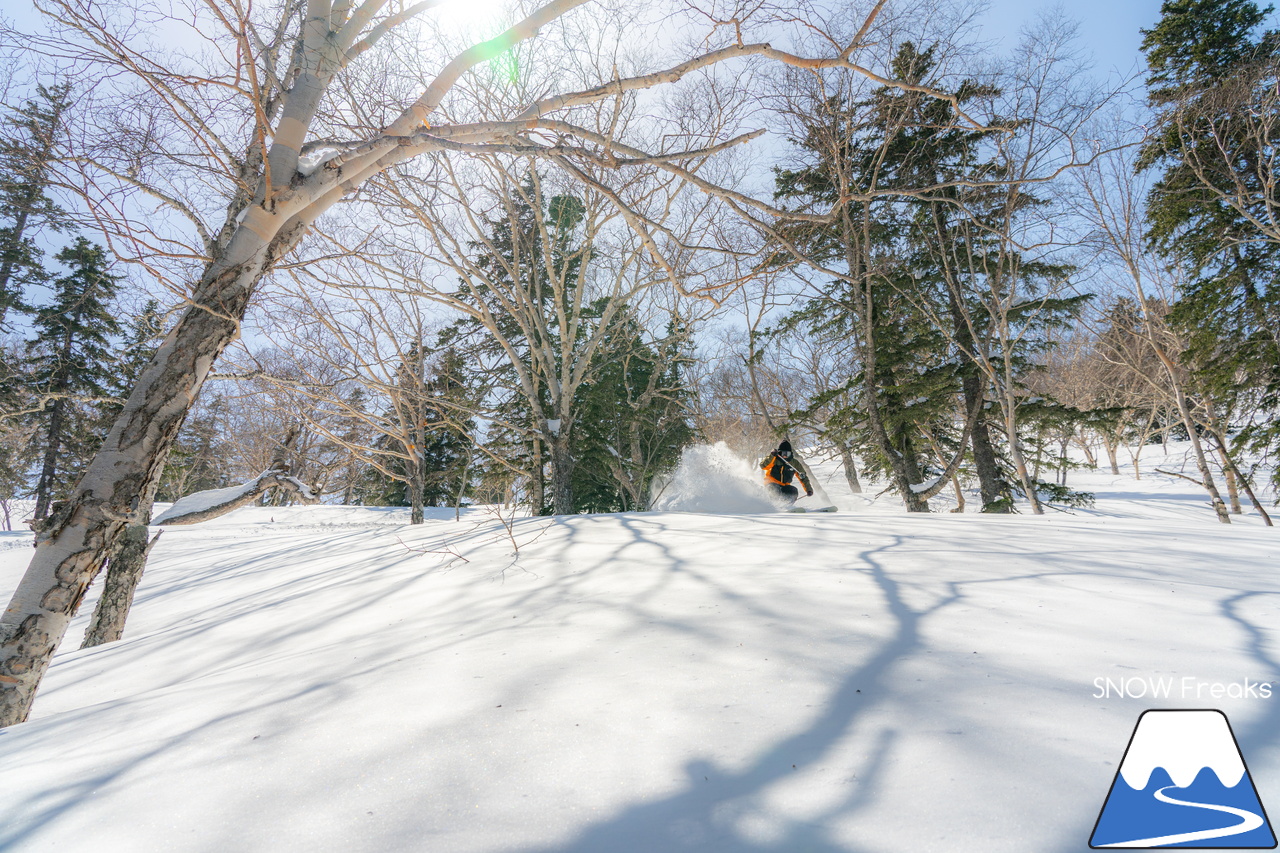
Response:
[352,345,476,517]
[26,237,123,519]
[0,82,73,333]
[774,44,1089,511]
[772,46,953,511]
[1142,0,1275,97]
[155,394,232,503]
[570,317,696,512]
[455,177,590,514]
[1140,0,1280,490]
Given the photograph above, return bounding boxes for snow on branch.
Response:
[153,469,320,526]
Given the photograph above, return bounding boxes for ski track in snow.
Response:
[0,441,1277,853]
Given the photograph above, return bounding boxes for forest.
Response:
[0,0,1277,728]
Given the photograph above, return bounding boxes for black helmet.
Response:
[778,440,792,457]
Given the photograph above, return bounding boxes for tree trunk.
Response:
[1197,404,1243,515]
[626,420,646,510]
[31,397,65,522]
[408,456,424,525]
[951,471,965,512]
[966,384,1008,512]
[1202,421,1273,526]
[548,434,574,515]
[949,276,1006,511]
[1075,439,1096,469]
[1031,429,1043,484]
[1103,435,1120,475]
[153,469,318,526]
[454,450,473,522]
[862,379,929,511]
[80,524,162,648]
[1172,387,1230,524]
[838,443,862,494]
[1004,405,1043,515]
[0,227,287,727]
[1220,457,1243,515]
[529,435,544,515]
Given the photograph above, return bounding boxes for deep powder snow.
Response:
[649,442,779,513]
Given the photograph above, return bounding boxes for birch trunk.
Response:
[1003,402,1043,514]
[838,443,863,494]
[0,226,291,726]
[1220,459,1243,515]
[1202,418,1273,526]
[1104,435,1120,475]
[1171,386,1231,524]
[80,524,161,648]
[951,471,965,512]
[1199,405,1244,515]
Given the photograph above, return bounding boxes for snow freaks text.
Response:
[1093,677,1274,700]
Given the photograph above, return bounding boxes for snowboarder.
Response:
[760,440,813,506]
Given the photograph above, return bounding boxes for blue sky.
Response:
[978,0,1165,79]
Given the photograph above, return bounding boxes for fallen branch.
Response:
[395,536,470,564]
[1154,467,1203,486]
[153,469,320,526]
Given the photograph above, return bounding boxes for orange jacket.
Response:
[760,453,811,491]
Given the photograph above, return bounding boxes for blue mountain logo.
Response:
[1091,709,1276,848]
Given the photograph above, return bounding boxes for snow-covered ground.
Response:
[1,442,1277,852]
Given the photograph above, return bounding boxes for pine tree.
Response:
[419,347,476,508]
[1142,0,1274,97]
[350,344,476,519]
[773,45,991,510]
[26,237,123,519]
[772,47,951,511]
[457,177,591,515]
[1140,0,1280,491]
[881,47,1017,510]
[773,44,1089,511]
[0,82,73,333]
[570,317,696,512]
[155,395,231,503]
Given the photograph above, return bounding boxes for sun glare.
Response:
[433,0,514,39]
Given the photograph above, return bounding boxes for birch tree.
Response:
[1076,128,1274,524]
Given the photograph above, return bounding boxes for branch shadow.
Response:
[511,533,958,853]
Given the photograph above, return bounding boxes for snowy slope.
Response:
[0,446,1277,853]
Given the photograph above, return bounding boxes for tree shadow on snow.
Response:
[510,532,955,853]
